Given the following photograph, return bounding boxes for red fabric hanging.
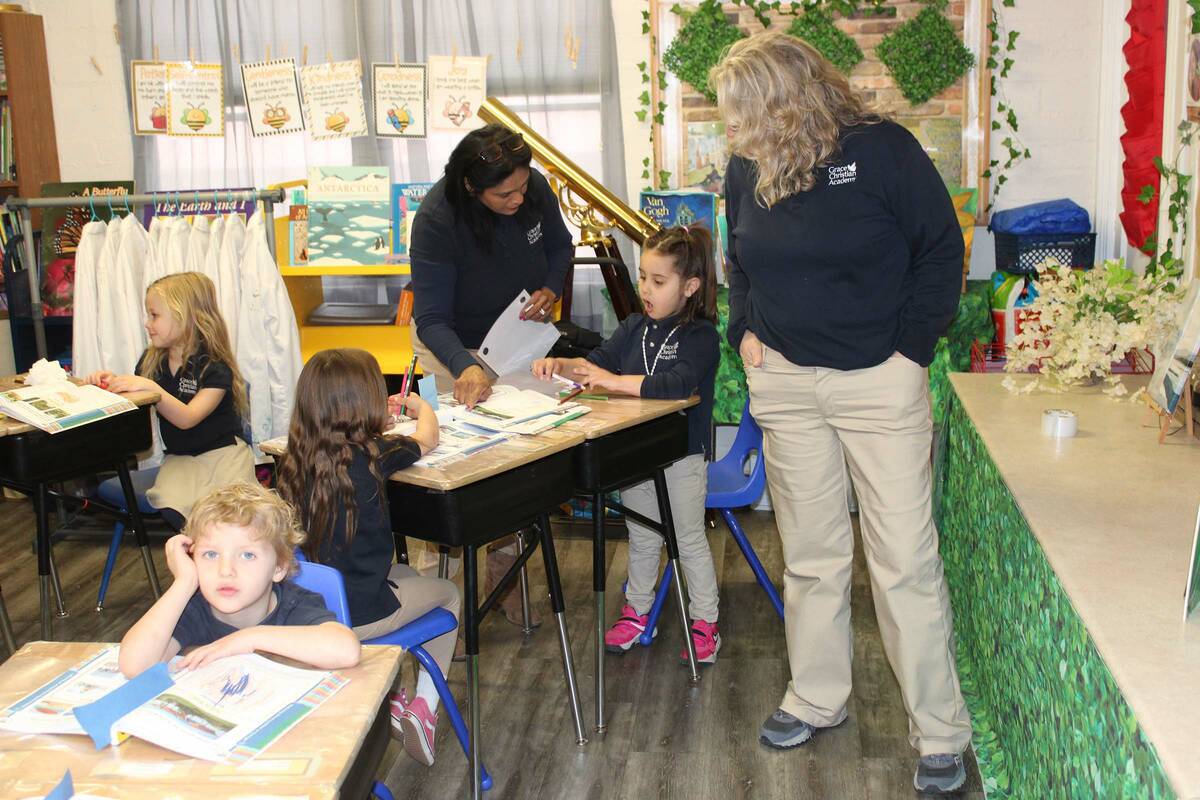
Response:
[1119,0,1166,252]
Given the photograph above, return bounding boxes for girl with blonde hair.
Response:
[712,31,972,794]
[87,272,255,529]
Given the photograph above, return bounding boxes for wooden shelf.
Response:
[0,12,60,229]
[279,264,411,277]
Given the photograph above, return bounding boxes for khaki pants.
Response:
[747,345,971,756]
[409,325,515,578]
[621,453,719,622]
[352,563,461,677]
[146,439,256,520]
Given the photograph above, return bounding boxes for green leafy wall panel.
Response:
[938,392,1174,798]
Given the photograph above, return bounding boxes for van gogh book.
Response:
[390,182,435,256]
[0,646,348,764]
[305,166,392,266]
[639,189,723,281]
[0,381,136,433]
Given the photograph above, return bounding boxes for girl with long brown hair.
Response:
[274,348,457,768]
[86,272,255,529]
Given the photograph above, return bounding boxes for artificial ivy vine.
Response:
[639,8,673,191]
[981,0,1029,213]
[785,6,863,75]
[1137,120,1196,280]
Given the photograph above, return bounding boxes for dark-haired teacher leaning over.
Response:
[711,32,972,795]
[408,123,574,625]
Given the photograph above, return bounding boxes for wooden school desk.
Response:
[557,396,701,733]
[262,427,591,800]
[0,641,402,799]
[0,376,163,641]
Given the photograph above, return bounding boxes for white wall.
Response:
[611,0,653,213]
[28,0,134,182]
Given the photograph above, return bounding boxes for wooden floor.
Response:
[0,498,983,799]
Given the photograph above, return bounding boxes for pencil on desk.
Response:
[558,386,584,405]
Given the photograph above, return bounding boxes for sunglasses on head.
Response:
[478,132,529,164]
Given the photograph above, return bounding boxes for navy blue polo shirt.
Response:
[586,313,718,458]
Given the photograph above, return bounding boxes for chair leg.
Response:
[408,645,493,792]
[47,542,68,618]
[34,482,53,640]
[0,583,16,655]
[640,562,674,647]
[96,523,125,612]
[116,463,161,599]
[723,509,784,620]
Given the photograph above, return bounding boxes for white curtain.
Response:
[117,0,629,332]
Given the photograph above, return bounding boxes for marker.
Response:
[552,373,581,388]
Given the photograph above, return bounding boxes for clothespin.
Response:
[265,44,271,61]
[451,42,457,66]
[326,48,333,65]
[233,44,241,62]
[152,44,160,62]
[302,44,308,66]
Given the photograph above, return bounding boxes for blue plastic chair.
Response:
[94,468,161,611]
[292,558,492,792]
[640,400,784,646]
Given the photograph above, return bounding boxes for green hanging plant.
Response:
[785,7,863,75]
[662,0,745,104]
[876,6,974,107]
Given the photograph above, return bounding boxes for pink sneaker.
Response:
[680,619,721,665]
[604,604,656,653]
[390,691,438,766]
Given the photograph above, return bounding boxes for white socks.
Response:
[415,669,441,714]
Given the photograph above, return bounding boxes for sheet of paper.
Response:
[0,646,127,735]
[476,292,561,378]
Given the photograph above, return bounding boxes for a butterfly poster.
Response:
[372,63,427,139]
[299,60,368,140]
[427,55,486,132]
[165,62,224,137]
[240,58,305,137]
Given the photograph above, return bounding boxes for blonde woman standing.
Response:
[711,32,971,794]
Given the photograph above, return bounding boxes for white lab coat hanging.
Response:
[70,220,107,378]
[217,212,246,347]
[94,218,126,372]
[235,209,302,461]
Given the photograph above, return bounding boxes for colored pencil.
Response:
[558,386,585,405]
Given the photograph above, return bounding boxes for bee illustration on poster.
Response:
[165,62,224,137]
[299,60,368,140]
[130,61,167,135]
[372,63,427,139]
[427,55,486,133]
[240,58,305,138]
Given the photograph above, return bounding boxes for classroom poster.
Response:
[165,62,224,137]
[1148,280,1200,416]
[240,58,305,138]
[130,61,167,135]
[427,55,487,132]
[901,118,964,188]
[682,121,728,195]
[372,63,427,138]
[299,60,368,140]
[305,166,391,266]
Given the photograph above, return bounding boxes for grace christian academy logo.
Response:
[828,161,857,186]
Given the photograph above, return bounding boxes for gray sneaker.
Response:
[914,753,966,794]
[758,708,815,750]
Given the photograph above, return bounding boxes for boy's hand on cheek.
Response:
[164,534,199,591]
[174,629,257,671]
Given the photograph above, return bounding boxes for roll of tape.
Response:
[1041,408,1078,438]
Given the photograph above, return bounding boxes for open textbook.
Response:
[0,646,347,764]
[441,385,591,435]
[0,380,136,434]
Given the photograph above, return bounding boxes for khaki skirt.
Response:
[146,439,257,519]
